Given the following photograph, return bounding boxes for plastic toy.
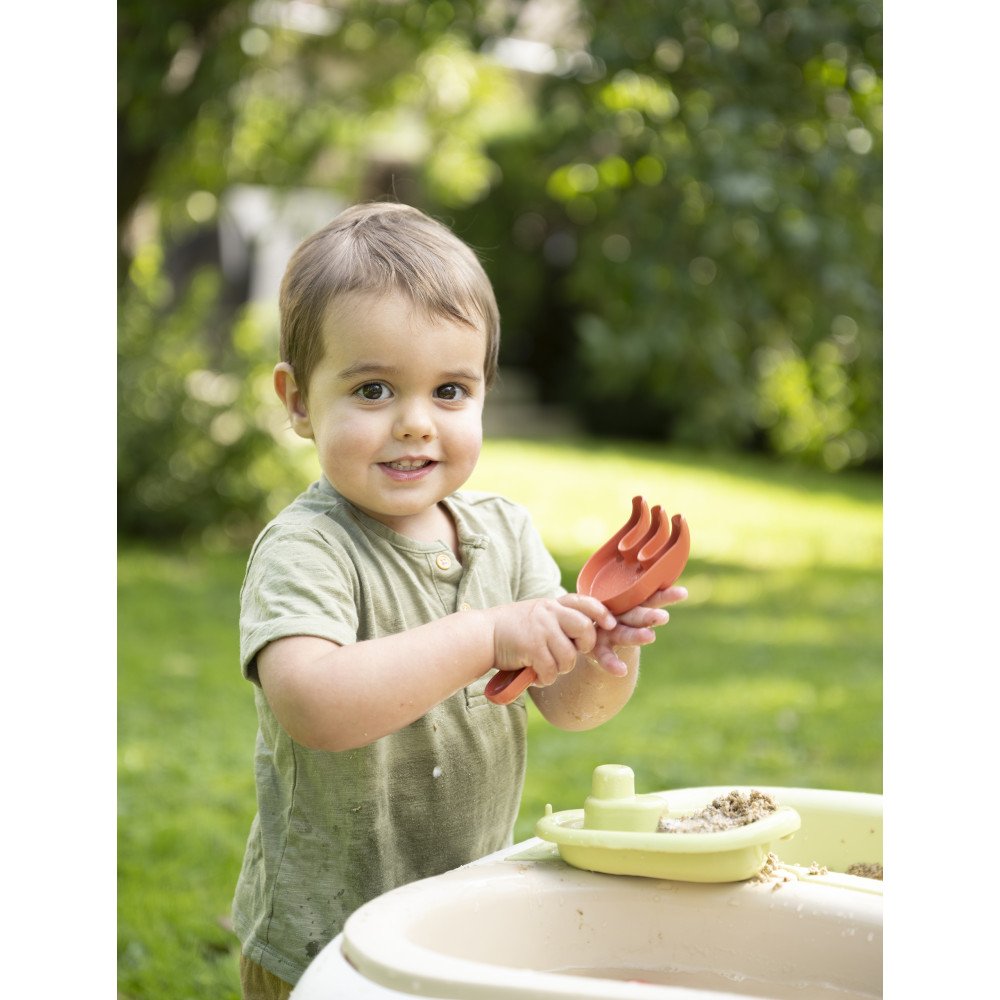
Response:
[485,496,690,705]
[535,764,802,883]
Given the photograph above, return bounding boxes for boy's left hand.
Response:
[588,584,688,676]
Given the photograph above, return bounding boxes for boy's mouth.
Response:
[383,459,434,471]
[379,458,438,481]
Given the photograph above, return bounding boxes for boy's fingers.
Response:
[551,633,581,673]
[646,585,688,607]
[611,625,657,646]
[617,607,669,628]
[590,640,628,676]
[557,607,598,643]
[530,633,577,684]
[559,593,617,630]
[551,610,598,658]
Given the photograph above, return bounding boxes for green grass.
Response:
[118,547,252,998]
[118,438,881,999]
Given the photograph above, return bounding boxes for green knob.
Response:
[583,764,666,832]
[591,764,637,800]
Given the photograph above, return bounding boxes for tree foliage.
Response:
[118,0,882,541]
[455,1,882,467]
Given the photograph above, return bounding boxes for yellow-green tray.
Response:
[535,803,801,883]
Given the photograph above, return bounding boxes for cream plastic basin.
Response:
[292,786,882,1000]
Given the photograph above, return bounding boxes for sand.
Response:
[657,789,780,833]
[655,790,883,882]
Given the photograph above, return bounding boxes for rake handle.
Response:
[484,666,537,705]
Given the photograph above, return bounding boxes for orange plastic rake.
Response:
[485,497,690,705]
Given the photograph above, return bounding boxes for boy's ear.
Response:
[273,363,314,439]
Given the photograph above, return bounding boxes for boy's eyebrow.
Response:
[336,361,399,381]
[441,366,484,383]
[336,361,483,383]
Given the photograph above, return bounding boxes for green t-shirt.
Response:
[232,478,563,983]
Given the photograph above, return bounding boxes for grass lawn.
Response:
[118,437,881,1000]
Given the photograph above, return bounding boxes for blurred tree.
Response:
[118,0,881,541]
[118,0,253,266]
[449,0,882,469]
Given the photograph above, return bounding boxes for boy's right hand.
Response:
[488,595,616,687]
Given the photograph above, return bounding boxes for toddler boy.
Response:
[233,202,686,997]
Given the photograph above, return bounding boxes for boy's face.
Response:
[276,290,486,539]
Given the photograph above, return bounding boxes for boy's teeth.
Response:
[387,460,430,470]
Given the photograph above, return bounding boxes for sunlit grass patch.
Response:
[469,438,881,570]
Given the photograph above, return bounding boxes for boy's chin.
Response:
[351,494,446,522]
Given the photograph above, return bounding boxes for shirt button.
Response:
[435,553,452,571]
[460,602,472,611]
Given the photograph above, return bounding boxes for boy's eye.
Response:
[435,383,467,402]
[355,381,391,401]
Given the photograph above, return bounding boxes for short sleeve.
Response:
[513,510,565,602]
[239,524,360,683]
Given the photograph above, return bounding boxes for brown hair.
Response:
[278,202,500,396]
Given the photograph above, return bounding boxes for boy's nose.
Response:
[393,400,435,441]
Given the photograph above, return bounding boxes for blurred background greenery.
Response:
[118,2,881,997]
[119,0,881,547]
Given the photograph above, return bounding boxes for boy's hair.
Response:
[279,202,500,396]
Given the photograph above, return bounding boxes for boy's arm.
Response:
[257,594,615,752]
[528,586,688,731]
